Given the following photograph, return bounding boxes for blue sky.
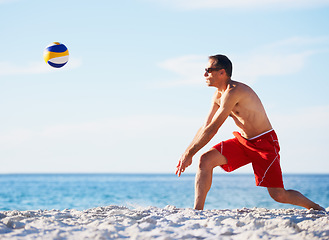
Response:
[1,0,329,174]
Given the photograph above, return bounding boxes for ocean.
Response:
[0,174,328,211]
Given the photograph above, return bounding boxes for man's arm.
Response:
[175,93,219,176]
[185,94,220,150]
[176,88,239,176]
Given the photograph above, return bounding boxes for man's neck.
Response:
[216,78,232,93]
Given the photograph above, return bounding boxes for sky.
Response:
[0,0,329,174]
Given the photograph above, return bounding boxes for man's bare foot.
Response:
[313,204,326,211]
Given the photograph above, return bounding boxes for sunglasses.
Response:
[205,67,223,73]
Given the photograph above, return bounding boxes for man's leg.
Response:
[267,188,325,210]
[194,148,227,210]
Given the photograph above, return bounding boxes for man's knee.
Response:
[198,153,213,170]
[198,149,226,170]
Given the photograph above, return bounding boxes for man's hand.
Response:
[175,153,192,177]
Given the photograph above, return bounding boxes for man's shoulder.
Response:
[221,81,257,105]
[226,81,244,94]
[214,81,255,104]
[230,81,254,95]
[231,80,251,89]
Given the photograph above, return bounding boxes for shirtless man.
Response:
[175,54,325,211]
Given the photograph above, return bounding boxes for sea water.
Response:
[0,174,328,211]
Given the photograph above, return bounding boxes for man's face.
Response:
[204,59,222,87]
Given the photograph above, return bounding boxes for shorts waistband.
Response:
[247,129,274,141]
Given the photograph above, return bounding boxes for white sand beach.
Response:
[0,206,328,239]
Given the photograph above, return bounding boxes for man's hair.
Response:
[209,54,233,77]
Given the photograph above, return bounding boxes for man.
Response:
[175,54,325,211]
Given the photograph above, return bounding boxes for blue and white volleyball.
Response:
[43,42,69,68]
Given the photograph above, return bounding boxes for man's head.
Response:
[208,54,232,77]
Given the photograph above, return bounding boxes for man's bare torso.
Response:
[213,80,272,139]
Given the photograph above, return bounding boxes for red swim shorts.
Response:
[213,130,284,188]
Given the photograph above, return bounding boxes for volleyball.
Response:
[43,42,69,68]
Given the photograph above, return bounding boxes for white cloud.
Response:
[272,105,329,131]
[0,115,201,149]
[0,58,82,76]
[232,50,315,84]
[156,55,206,87]
[262,36,329,49]
[157,36,327,86]
[145,0,329,10]
[270,106,329,173]
[233,36,329,83]
[0,114,204,173]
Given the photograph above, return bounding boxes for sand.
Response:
[0,205,328,239]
